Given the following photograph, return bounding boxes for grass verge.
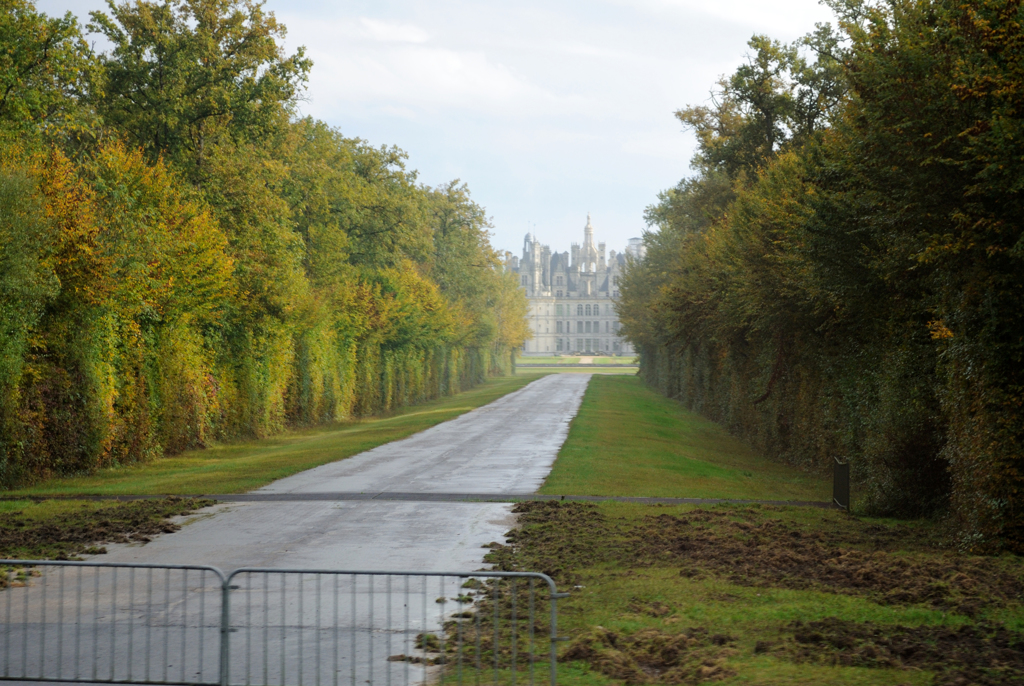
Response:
[482,500,1024,686]
[9,374,544,497]
[541,375,827,501]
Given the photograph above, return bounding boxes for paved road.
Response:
[2,373,591,684]
[100,372,589,572]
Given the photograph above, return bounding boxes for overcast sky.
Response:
[39,0,835,256]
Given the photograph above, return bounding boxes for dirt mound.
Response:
[495,501,1023,613]
[561,626,736,684]
[0,497,214,561]
[779,617,1024,685]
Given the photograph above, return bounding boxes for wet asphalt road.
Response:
[104,372,592,574]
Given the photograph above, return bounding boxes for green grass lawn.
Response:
[541,375,828,501]
[516,356,638,365]
[9,374,545,496]
[516,368,638,376]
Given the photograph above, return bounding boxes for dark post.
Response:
[833,457,850,511]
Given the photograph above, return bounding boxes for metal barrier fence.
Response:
[0,561,565,686]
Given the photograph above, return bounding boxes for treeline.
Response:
[0,0,529,488]
[619,0,1024,551]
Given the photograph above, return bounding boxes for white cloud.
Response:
[614,0,834,38]
[358,18,429,44]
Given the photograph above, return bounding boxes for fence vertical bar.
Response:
[263,573,269,686]
[181,568,188,684]
[20,565,27,678]
[350,574,356,686]
[220,572,231,686]
[92,565,99,682]
[74,566,82,681]
[492,581,499,686]
[246,572,253,686]
[127,567,134,682]
[511,581,517,686]
[145,568,152,681]
[403,576,409,686]
[3,566,9,677]
[298,574,305,686]
[456,579,464,686]
[109,567,117,681]
[549,592,557,686]
[199,569,207,683]
[316,574,322,686]
[474,591,481,686]
[39,562,46,679]
[280,573,286,686]
[385,575,391,686]
[438,576,445,686]
[333,574,339,686]
[528,578,535,686]
[56,566,65,680]
[368,575,374,686]
[163,568,170,685]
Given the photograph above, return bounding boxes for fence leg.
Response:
[220,579,232,686]
[833,457,850,511]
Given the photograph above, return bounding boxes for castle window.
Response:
[557,321,563,333]
[556,304,563,316]
[577,321,583,333]
[556,339,563,351]
[556,290,562,297]
[577,339,583,351]
[577,304,583,316]
[585,304,591,316]
[521,275,527,285]
[585,322,591,333]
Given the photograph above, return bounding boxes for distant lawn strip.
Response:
[10,374,544,497]
[516,368,638,376]
[0,498,212,561]
[516,356,638,366]
[541,375,827,501]
[483,501,1024,686]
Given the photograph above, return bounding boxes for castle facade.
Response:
[507,215,643,356]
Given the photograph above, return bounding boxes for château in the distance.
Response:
[507,214,644,356]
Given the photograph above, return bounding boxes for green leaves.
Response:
[89,0,311,169]
[0,0,93,134]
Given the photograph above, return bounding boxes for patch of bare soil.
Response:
[776,617,1024,685]
[0,497,214,563]
[491,501,1023,614]
[561,625,736,685]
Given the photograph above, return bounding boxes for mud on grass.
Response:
[487,501,1024,684]
[776,618,1024,686]
[489,501,1022,615]
[0,497,213,562]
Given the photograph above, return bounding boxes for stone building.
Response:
[507,214,642,356]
